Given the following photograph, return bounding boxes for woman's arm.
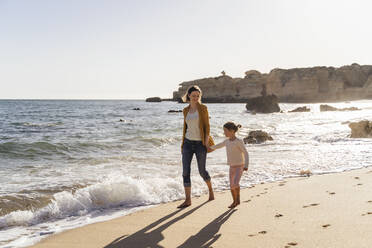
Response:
[203,106,211,146]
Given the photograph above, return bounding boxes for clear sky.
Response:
[1,0,371,99]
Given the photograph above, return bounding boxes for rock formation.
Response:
[243,130,273,144]
[146,97,162,102]
[289,106,311,112]
[172,64,372,103]
[320,104,360,112]
[349,120,372,138]
[245,93,280,113]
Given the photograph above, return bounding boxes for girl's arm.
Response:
[210,140,226,150]
[238,140,249,169]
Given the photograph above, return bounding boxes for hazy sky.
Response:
[1,0,371,99]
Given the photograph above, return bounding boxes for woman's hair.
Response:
[181,85,202,103]
[223,122,242,132]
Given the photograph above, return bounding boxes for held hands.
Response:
[207,147,214,153]
[243,167,248,171]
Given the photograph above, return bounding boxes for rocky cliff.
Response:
[172,64,372,103]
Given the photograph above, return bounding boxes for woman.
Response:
[178,85,215,208]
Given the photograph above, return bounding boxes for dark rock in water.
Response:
[349,120,372,138]
[243,130,273,144]
[289,106,310,112]
[320,104,360,112]
[245,94,280,113]
[119,119,125,122]
[320,104,338,111]
[132,108,141,110]
[146,97,162,102]
[168,110,182,113]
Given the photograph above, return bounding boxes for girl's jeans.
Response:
[182,138,211,187]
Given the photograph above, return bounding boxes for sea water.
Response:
[0,99,371,247]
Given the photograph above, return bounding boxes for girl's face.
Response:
[188,91,200,104]
[223,127,235,138]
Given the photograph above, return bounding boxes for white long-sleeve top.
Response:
[210,138,249,169]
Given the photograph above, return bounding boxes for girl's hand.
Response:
[207,147,214,153]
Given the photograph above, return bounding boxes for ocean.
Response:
[0,99,371,247]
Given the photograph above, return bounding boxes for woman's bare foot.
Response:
[208,192,215,201]
[177,201,191,208]
[228,202,238,208]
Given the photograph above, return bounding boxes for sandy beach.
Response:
[28,167,372,248]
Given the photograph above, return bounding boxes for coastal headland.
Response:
[172,63,372,103]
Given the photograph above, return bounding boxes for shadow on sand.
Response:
[104,202,235,248]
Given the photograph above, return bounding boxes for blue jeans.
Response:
[182,138,211,187]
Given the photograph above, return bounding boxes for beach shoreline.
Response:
[29,167,372,248]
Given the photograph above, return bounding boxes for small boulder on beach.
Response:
[299,170,312,177]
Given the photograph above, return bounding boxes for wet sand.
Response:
[30,167,372,248]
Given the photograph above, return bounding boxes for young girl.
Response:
[210,122,249,208]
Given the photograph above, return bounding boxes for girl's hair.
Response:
[181,85,202,103]
[223,122,242,132]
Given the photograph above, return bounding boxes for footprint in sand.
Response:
[249,231,267,237]
[275,213,283,218]
[278,183,286,186]
[367,201,372,203]
[243,200,251,203]
[303,203,319,208]
[362,212,372,216]
[322,224,331,228]
[326,191,336,195]
[287,242,298,246]
[354,177,360,179]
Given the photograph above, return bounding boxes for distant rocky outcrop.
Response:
[243,130,273,144]
[146,97,162,102]
[289,106,311,112]
[349,120,372,138]
[245,94,280,113]
[172,64,372,103]
[320,104,360,112]
[168,110,182,113]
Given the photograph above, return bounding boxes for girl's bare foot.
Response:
[177,201,191,208]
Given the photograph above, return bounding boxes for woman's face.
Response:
[188,90,200,104]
